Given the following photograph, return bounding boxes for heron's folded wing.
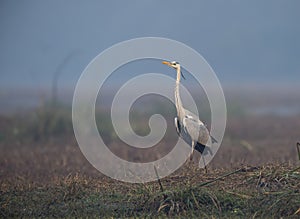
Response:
[183,116,209,143]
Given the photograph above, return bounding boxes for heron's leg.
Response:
[201,155,208,173]
[190,140,195,161]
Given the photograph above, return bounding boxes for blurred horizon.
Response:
[1,0,300,114]
[1,1,300,191]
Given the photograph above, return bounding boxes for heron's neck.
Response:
[175,66,184,120]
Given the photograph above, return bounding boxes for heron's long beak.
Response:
[162,61,171,66]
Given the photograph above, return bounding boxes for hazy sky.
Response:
[1,0,300,90]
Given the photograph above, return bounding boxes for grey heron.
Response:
[162,61,217,169]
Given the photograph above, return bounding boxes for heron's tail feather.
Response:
[195,142,212,155]
[210,135,218,144]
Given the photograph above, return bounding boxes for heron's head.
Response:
[162,60,185,79]
[162,60,180,69]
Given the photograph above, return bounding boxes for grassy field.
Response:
[1,163,300,217]
[0,107,300,218]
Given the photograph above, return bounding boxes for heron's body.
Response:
[162,61,217,165]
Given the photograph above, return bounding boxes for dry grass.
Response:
[0,111,300,217]
[1,164,299,218]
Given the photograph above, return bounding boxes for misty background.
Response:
[1,0,300,183]
[1,0,300,114]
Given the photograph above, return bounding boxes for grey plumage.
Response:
[162,60,217,166]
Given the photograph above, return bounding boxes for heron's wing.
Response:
[182,115,210,145]
[184,109,199,121]
[184,109,218,144]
